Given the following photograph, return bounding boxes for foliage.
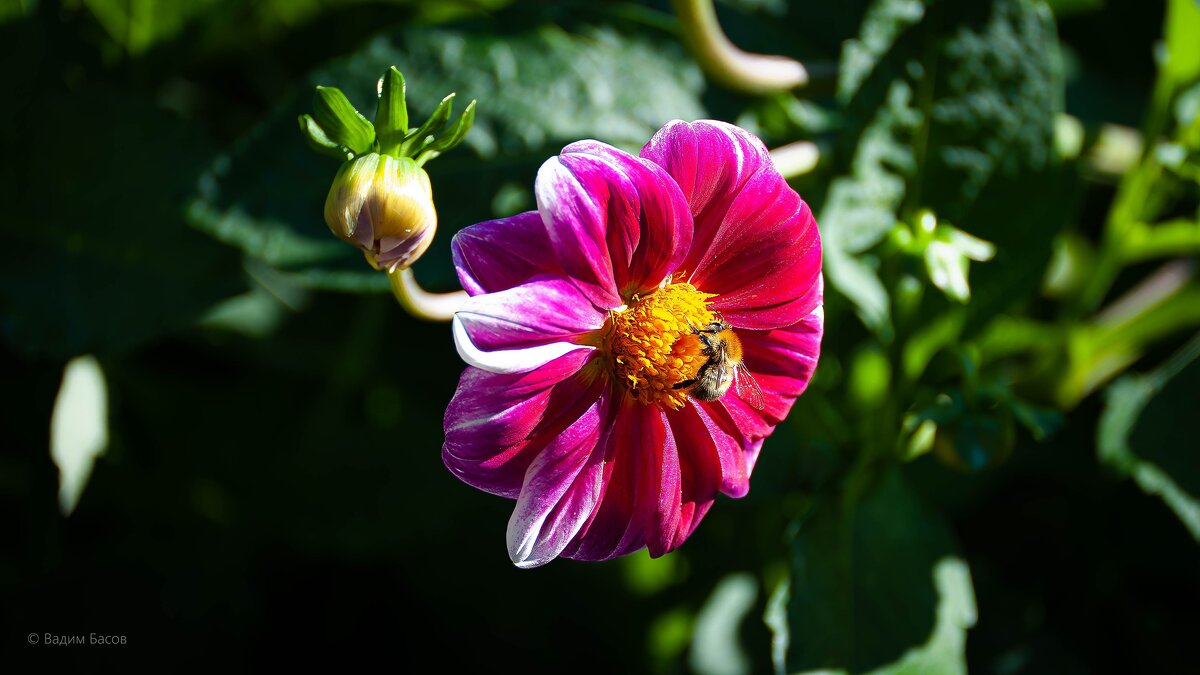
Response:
[3,0,1199,671]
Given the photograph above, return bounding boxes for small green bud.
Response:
[324,153,437,272]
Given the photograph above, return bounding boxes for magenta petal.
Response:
[737,298,824,417]
[562,403,682,561]
[679,400,752,499]
[536,141,692,308]
[558,141,692,298]
[452,211,561,296]
[702,177,821,329]
[507,394,611,568]
[454,275,604,374]
[665,404,724,545]
[443,350,597,499]
[640,120,822,330]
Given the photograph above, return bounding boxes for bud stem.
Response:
[387,268,467,322]
[671,0,808,95]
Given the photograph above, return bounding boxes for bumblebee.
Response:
[674,316,765,410]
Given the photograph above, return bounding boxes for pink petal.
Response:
[452,211,561,296]
[640,120,822,329]
[536,141,692,308]
[453,275,604,374]
[736,301,824,423]
[443,350,599,499]
[559,141,692,299]
[561,402,683,561]
[665,404,724,545]
[676,399,753,499]
[507,394,612,568]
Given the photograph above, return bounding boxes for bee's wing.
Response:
[733,362,765,410]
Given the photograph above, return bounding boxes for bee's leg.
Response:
[673,378,697,390]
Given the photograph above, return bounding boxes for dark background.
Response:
[2,0,1197,670]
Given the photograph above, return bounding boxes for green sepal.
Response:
[414,99,476,166]
[375,66,409,156]
[401,93,455,156]
[313,86,376,155]
[298,114,352,160]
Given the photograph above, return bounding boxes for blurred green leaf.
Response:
[1098,333,1200,541]
[783,469,973,673]
[689,573,757,675]
[0,85,244,357]
[0,0,37,24]
[838,0,927,104]
[50,355,108,516]
[786,557,977,675]
[823,0,1065,332]
[920,0,1063,220]
[1164,0,1200,87]
[76,0,223,55]
[821,80,920,333]
[189,23,705,291]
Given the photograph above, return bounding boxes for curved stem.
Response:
[671,0,808,95]
[387,268,467,322]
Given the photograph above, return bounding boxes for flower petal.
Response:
[664,403,725,543]
[453,275,604,374]
[559,141,692,298]
[677,399,753,499]
[451,211,560,296]
[737,300,824,423]
[640,120,822,329]
[561,402,683,561]
[507,394,611,568]
[536,142,692,308]
[443,350,598,499]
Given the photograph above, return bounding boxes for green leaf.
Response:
[402,92,455,157]
[838,0,928,103]
[313,86,376,155]
[820,79,921,333]
[689,574,757,675]
[823,0,1065,332]
[78,0,222,55]
[415,99,477,166]
[1098,334,1200,541]
[298,113,351,159]
[783,469,975,673]
[920,0,1064,221]
[375,66,409,155]
[189,23,704,292]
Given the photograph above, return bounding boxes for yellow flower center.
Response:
[602,281,716,410]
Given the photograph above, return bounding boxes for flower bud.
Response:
[324,153,437,272]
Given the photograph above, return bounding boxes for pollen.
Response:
[602,281,716,409]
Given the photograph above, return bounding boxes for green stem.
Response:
[670,0,808,95]
[387,268,467,322]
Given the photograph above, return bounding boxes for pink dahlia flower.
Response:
[445,120,823,568]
